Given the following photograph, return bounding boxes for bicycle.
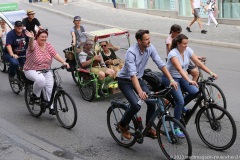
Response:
[24,66,78,129]
[107,87,192,160]
[196,58,226,111]
[8,56,26,94]
[163,77,237,151]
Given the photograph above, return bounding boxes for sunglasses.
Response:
[101,45,107,47]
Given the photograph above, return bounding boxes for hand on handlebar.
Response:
[170,81,178,90]
[189,80,199,88]
[12,54,18,59]
[138,90,148,100]
[62,62,70,69]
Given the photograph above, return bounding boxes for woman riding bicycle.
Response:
[162,34,217,137]
[23,29,69,115]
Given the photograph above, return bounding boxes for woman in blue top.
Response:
[162,34,217,137]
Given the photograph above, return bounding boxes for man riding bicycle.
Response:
[3,21,29,81]
[117,29,178,139]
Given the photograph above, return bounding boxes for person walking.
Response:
[112,0,116,8]
[22,10,43,36]
[64,0,68,5]
[186,0,207,34]
[205,0,218,27]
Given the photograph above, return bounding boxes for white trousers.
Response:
[207,10,218,25]
[24,70,54,101]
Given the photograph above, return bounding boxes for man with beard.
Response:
[116,29,178,139]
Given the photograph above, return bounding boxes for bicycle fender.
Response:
[107,100,129,114]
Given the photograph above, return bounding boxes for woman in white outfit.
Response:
[205,0,218,27]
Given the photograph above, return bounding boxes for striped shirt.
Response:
[23,41,57,71]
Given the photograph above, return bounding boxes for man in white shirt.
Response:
[186,0,207,34]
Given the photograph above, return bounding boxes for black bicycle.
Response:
[107,87,192,160]
[8,56,26,94]
[163,77,237,151]
[24,66,78,129]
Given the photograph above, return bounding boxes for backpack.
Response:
[142,69,164,92]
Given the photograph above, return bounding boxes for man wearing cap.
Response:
[22,10,43,35]
[70,16,86,52]
[3,21,30,81]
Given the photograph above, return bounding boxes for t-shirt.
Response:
[23,41,57,70]
[165,35,172,54]
[193,0,201,8]
[70,26,86,46]
[207,0,215,10]
[22,18,41,35]
[79,51,105,70]
[166,47,194,78]
[4,29,29,55]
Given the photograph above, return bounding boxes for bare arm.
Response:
[71,32,76,46]
[54,54,70,68]
[25,30,35,51]
[190,0,194,14]
[166,44,171,55]
[171,56,198,86]
[107,42,120,52]
[160,66,178,90]
[191,54,218,78]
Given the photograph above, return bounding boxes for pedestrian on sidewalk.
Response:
[186,0,207,34]
[205,0,218,27]
[64,0,68,5]
[112,0,116,8]
[49,0,53,6]
[22,10,43,36]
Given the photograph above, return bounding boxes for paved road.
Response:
[0,0,240,159]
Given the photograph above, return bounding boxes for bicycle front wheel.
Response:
[54,91,78,129]
[157,116,192,160]
[107,105,137,148]
[196,104,237,151]
[0,51,6,72]
[199,83,226,120]
[9,75,21,94]
[24,83,43,117]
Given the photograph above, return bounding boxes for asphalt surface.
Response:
[0,0,240,159]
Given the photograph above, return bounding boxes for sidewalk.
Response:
[0,117,84,160]
[23,0,240,49]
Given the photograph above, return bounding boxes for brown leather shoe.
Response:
[117,123,131,140]
[146,128,157,139]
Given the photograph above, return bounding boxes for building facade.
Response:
[96,0,240,20]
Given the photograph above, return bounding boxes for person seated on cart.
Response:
[78,39,116,96]
[99,41,124,79]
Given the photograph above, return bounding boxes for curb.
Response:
[24,1,240,49]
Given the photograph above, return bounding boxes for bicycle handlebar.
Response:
[147,86,172,98]
[37,65,66,73]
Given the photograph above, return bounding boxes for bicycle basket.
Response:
[63,47,75,60]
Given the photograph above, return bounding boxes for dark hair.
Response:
[169,24,182,34]
[171,34,188,50]
[35,29,48,40]
[135,29,149,41]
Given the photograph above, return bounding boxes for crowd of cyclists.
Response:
[0,6,229,159]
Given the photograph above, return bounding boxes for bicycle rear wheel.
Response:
[0,51,6,72]
[107,105,137,148]
[196,104,236,151]
[9,75,21,94]
[54,91,77,129]
[199,83,226,120]
[71,70,78,85]
[24,83,43,117]
[78,75,96,101]
[157,116,192,160]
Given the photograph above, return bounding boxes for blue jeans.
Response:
[118,78,155,127]
[4,53,25,77]
[112,0,116,8]
[162,76,198,127]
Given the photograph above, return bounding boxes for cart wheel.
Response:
[71,70,78,85]
[78,74,96,101]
